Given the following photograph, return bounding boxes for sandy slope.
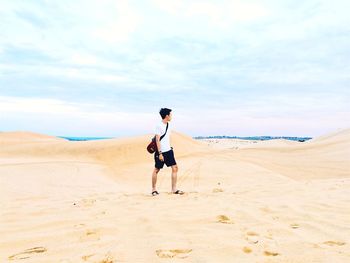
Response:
[0,128,349,262]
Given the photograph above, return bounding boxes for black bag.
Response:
[147,123,168,154]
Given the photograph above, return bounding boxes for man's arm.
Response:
[155,134,164,161]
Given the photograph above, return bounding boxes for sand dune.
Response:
[307,128,350,144]
[0,131,63,141]
[225,128,350,180]
[0,131,209,179]
[0,131,207,158]
[0,131,65,147]
[1,128,349,262]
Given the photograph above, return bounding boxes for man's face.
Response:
[167,112,172,121]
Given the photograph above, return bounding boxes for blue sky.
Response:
[0,0,349,137]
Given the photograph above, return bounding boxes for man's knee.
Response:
[172,165,178,172]
[154,168,160,173]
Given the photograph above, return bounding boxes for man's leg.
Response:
[171,165,178,192]
[152,167,160,191]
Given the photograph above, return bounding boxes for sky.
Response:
[0,0,349,137]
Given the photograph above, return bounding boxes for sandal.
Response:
[152,190,159,196]
[173,190,184,195]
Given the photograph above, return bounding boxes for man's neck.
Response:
[162,119,168,124]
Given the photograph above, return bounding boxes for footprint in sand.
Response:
[74,198,97,207]
[80,229,100,241]
[156,249,192,259]
[216,215,234,224]
[264,250,280,256]
[242,246,252,253]
[212,188,224,193]
[81,198,97,207]
[323,240,346,246]
[260,206,273,213]
[246,231,259,236]
[290,223,300,229]
[8,247,47,260]
[82,254,94,261]
[74,223,86,228]
[82,253,115,262]
[245,231,259,244]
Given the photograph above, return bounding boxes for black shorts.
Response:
[154,148,177,169]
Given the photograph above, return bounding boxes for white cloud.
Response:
[70,53,99,66]
[152,0,270,29]
[0,95,157,136]
[185,0,269,26]
[91,0,142,44]
[0,96,96,115]
[253,68,349,85]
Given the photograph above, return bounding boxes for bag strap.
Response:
[160,123,169,141]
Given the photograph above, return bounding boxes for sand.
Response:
[1,128,349,262]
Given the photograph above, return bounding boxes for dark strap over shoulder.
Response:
[160,123,169,141]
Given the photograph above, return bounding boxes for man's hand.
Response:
[159,154,164,162]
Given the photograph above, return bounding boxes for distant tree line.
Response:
[193,136,312,142]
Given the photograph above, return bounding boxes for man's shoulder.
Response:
[155,122,164,132]
[156,121,168,127]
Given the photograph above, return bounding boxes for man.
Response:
[151,108,184,196]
